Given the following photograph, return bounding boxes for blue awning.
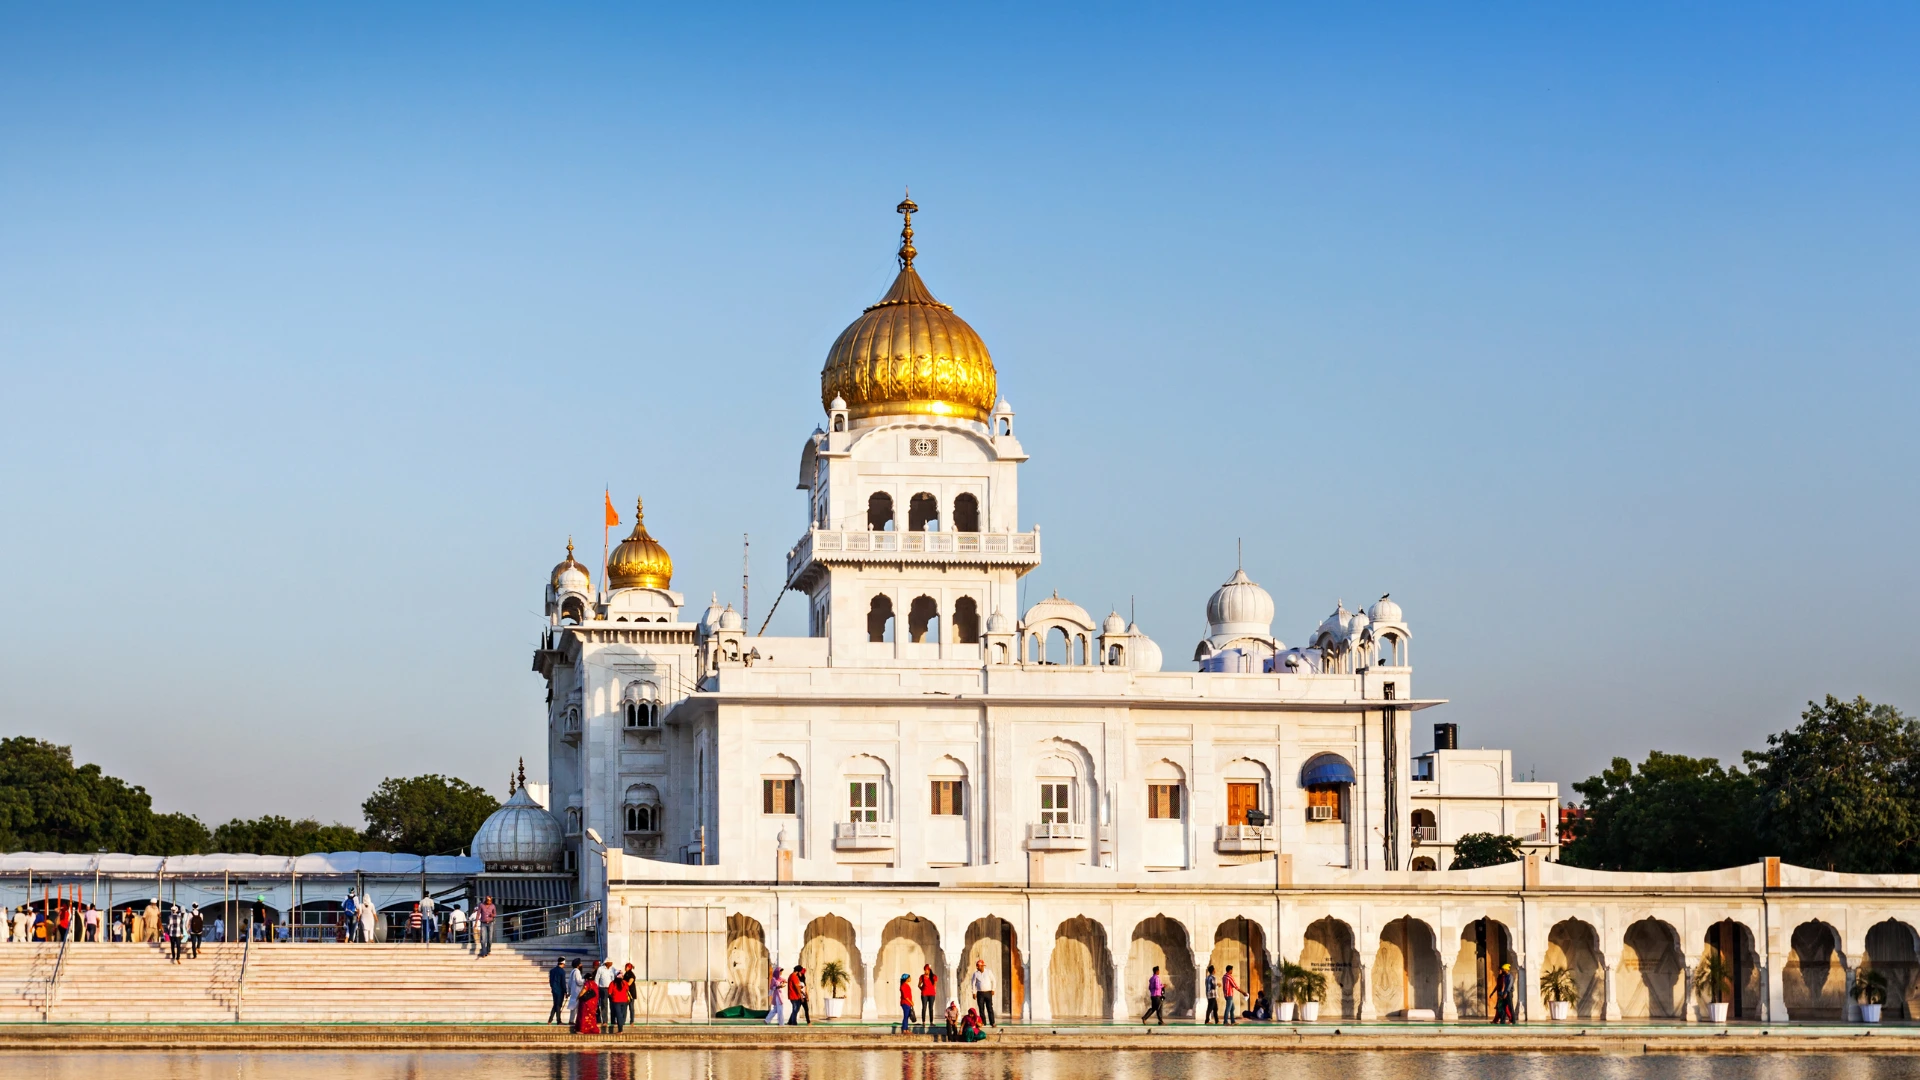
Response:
[1301,757,1356,787]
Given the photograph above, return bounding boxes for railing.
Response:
[1027,822,1090,850]
[233,931,252,1021]
[1216,824,1277,853]
[498,899,601,945]
[832,821,896,849]
[1413,826,1438,844]
[42,929,71,1016]
[789,528,1041,577]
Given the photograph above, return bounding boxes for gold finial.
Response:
[517,757,527,789]
[566,536,575,559]
[634,496,646,525]
[896,187,918,269]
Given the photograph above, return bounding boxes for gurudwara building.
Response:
[520,199,1920,1025]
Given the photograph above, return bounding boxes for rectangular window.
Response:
[1039,781,1070,824]
[1226,782,1261,825]
[931,780,965,816]
[849,780,879,822]
[1306,784,1343,822]
[762,778,796,815]
[1147,784,1181,820]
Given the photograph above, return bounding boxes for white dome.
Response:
[718,604,743,631]
[471,786,566,872]
[1024,591,1094,629]
[1369,595,1403,624]
[698,593,725,633]
[829,395,848,411]
[986,609,1013,634]
[1206,568,1274,641]
[1127,623,1163,672]
[1102,611,1127,634]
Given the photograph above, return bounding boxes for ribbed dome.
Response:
[1206,568,1275,640]
[1128,623,1164,672]
[819,197,996,424]
[607,497,672,591]
[1369,594,1403,624]
[471,785,565,872]
[1025,591,1094,629]
[550,538,592,592]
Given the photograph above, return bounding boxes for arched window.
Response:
[844,755,891,823]
[564,807,582,836]
[1107,643,1125,666]
[624,785,662,834]
[833,415,846,432]
[1145,760,1185,820]
[867,595,895,643]
[867,492,894,531]
[953,597,980,644]
[560,597,587,625]
[1411,856,1437,871]
[1411,808,1437,843]
[762,755,801,816]
[952,493,980,532]
[1301,753,1355,824]
[930,757,968,816]
[622,682,661,729]
[1036,755,1078,824]
[992,642,1009,664]
[908,492,940,532]
[908,595,940,643]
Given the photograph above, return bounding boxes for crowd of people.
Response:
[4,892,502,954]
[550,956,638,1034]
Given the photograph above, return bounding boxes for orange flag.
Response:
[604,491,621,528]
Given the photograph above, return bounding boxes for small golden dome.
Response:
[607,498,673,590]
[820,194,997,424]
[550,537,593,589]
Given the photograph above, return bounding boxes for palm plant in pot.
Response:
[1294,964,1329,1022]
[818,960,850,1019]
[1539,965,1577,1021]
[1692,952,1734,1024]
[1273,960,1310,1022]
[1853,968,1888,1023]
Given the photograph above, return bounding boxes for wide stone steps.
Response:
[7,941,585,1023]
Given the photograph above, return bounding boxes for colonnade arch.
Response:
[1619,918,1684,1019]
[1125,915,1195,1020]
[959,916,1024,1018]
[1300,917,1362,1019]
[799,914,865,1018]
[876,914,947,1009]
[1208,917,1270,1006]
[1544,919,1604,1020]
[1865,919,1920,1020]
[1372,915,1443,1018]
[723,914,770,1012]
[1450,917,1514,1019]
[1785,920,1847,1020]
[1700,918,1761,1020]
[1049,916,1114,1019]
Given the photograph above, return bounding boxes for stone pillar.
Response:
[1196,962,1209,1022]
[1603,963,1622,1021]
[1843,961,1859,1023]
[1439,962,1458,1022]
[1522,951,1546,1024]
[1681,957,1698,1022]
[1356,962,1376,1021]
[1029,944,1051,1022]
[1111,960,1127,1022]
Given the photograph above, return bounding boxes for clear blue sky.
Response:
[2,5,1915,826]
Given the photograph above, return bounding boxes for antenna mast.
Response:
[742,533,750,628]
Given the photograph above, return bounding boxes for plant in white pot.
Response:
[1274,961,1309,1022]
[1692,952,1733,1024]
[1540,965,1577,1021]
[1853,968,1887,1023]
[1295,965,1328,1023]
[819,960,850,1020]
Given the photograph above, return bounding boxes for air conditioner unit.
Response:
[1308,805,1334,822]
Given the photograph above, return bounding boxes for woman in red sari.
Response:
[576,979,602,1035]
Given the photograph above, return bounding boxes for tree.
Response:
[360,775,500,855]
[212,815,363,856]
[0,737,208,854]
[1745,696,1920,873]
[1561,751,1760,872]
[1449,832,1525,869]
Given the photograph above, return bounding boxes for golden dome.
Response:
[550,537,593,589]
[820,194,997,424]
[607,498,673,590]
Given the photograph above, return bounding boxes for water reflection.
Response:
[0,1050,1914,1080]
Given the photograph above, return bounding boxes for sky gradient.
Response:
[2,4,1916,827]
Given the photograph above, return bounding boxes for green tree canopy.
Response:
[1745,696,1920,873]
[1448,832,1525,869]
[211,815,363,856]
[361,775,500,855]
[0,737,209,854]
[1561,751,1760,872]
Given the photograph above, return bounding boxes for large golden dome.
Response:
[607,498,673,590]
[820,196,997,424]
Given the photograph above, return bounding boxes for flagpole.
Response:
[603,487,611,601]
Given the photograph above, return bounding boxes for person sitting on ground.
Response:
[945,1000,960,1041]
[1250,990,1271,1021]
[961,1008,986,1042]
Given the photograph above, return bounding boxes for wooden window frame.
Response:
[1147,783,1182,820]
[762,778,797,816]
[930,779,965,816]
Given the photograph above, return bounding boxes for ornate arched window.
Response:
[622,681,661,729]
[624,784,662,834]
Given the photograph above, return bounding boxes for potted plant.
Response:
[1274,960,1309,1022]
[1540,965,1577,1021]
[819,960,850,1019]
[1853,968,1887,1023]
[1295,965,1329,1023]
[1692,952,1734,1024]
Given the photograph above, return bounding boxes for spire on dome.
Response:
[896,188,918,269]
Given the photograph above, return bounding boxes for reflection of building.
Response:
[1408,740,1561,871]
[524,200,1920,1027]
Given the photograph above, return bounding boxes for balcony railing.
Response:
[832,820,896,850]
[1216,824,1276,853]
[1412,826,1438,844]
[789,528,1041,579]
[1026,821,1089,851]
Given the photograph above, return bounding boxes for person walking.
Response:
[918,964,938,1027]
[786,965,810,1025]
[897,974,916,1032]
[970,957,997,1026]
[167,907,185,964]
[188,904,204,959]
[767,964,787,1024]
[1204,964,1219,1024]
[1142,966,1166,1025]
[407,903,423,943]
[420,894,437,943]
[1494,963,1516,1024]
[475,896,497,956]
[548,957,569,1024]
[1221,966,1240,1025]
[84,904,102,943]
